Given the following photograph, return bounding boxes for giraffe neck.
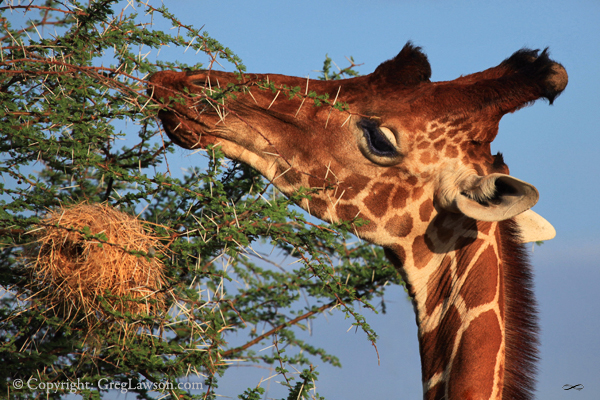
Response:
[387,216,538,400]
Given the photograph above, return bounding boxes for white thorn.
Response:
[332,86,341,106]
[303,198,311,216]
[267,90,280,110]
[325,86,342,129]
[333,190,346,208]
[325,162,339,181]
[273,166,292,182]
[341,114,352,127]
[247,89,258,105]
[305,75,310,95]
[262,151,281,157]
[294,97,306,118]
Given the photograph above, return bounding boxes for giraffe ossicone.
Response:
[150,42,567,400]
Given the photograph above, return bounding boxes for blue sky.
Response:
[158,1,600,399]
[7,1,600,398]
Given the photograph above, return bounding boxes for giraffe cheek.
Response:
[336,204,360,221]
[384,212,413,238]
[392,186,410,208]
[419,199,434,222]
[412,234,435,269]
[363,182,395,218]
[307,165,332,187]
[444,144,459,158]
[308,197,328,219]
[337,204,378,233]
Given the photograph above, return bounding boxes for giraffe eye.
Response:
[355,120,403,166]
[359,120,398,157]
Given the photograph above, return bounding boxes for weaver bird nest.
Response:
[27,203,168,324]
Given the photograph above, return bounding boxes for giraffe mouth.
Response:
[149,70,222,150]
[157,109,205,150]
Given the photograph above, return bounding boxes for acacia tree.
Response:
[0,2,401,399]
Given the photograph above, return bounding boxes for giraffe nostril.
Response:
[190,79,209,87]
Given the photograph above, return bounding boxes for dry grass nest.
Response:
[27,203,169,324]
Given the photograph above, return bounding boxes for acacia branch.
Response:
[0,5,86,15]
[221,300,335,358]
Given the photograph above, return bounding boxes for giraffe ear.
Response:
[513,209,557,243]
[450,174,539,222]
[369,42,432,88]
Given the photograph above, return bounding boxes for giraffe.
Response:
[148,43,567,400]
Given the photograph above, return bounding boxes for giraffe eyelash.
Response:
[359,120,399,158]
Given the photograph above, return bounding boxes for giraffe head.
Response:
[149,43,564,247]
[149,43,567,400]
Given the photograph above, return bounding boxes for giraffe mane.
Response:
[500,219,539,400]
